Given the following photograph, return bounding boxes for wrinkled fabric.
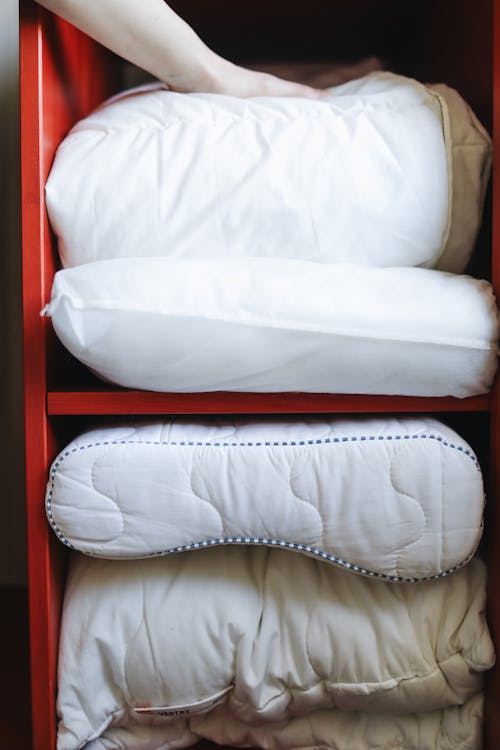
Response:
[57,550,494,749]
[44,258,499,396]
[47,416,484,580]
[46,72,489,273]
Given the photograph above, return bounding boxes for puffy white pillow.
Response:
[43,257,499,397]
[45,72,491,273]
[56,550,493,749]
[47,416,485,581]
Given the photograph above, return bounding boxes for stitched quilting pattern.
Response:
[46,418,484,581]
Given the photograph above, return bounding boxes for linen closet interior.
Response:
[19,0,500,749]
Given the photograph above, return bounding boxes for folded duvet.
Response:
[45,72,491,274]
[193,696,484,750]
[47,416,484,581]
[57,549,494,749]
[69,697,485,750]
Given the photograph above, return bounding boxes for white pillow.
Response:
[47,416,485,581]
[56,550,493,749]
[45,72,491,273]
[43,257,499,397]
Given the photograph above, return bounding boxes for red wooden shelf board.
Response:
[47,390,491,415]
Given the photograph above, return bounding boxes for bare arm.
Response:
[35,0,329,98]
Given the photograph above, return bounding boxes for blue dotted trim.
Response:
[145,538,476,584]
[45,432,482,583]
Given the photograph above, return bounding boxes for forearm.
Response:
[35,0,220,89]
[36,0,375,97]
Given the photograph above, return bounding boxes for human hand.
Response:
[245,57,384,93]
[169,54,383,99]
[170,53,329,98]
[35,0,382,99]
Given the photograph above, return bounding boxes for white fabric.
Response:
[47,416,484,581]
[82,697,485,750]
[193,695,484,750]
[45,72,490,273]
[57,550,494,750]
[43,257,499,396]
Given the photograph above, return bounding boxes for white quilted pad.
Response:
[194,695,484,750]
[47,416,484,581]
[43,258,499,396]
[56,549,494,750]
[45,72,491,274]
[73,697,485,750]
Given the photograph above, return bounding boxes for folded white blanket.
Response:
[45,72,490,274]
[43,258,499,396]
[57,550,494,749]
[193,695,484,750]
[47,416,484,581]
[82,696,484,750]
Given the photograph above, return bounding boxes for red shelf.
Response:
[47,390,491,415]
[20,1,500,748]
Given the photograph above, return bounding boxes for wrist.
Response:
[191,52,235,94]
[159,35,226,93]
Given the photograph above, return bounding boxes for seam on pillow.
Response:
[45,296,499,352]
[429,85,492,274]
[228,657,483,714]
[388,450,428,579]
[427,89,453,268]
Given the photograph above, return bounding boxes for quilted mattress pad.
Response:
[56,549,494,750]
[193,696,484,750]
[45,72,491,274]
[47,416,484,581]
[60,697,485,750]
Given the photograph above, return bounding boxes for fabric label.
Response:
[133,685,233,718]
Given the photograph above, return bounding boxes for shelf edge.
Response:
[47,391,491,416]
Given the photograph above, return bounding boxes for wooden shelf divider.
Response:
[47,390,491,416]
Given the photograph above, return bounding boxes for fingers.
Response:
[171,56,384,99]
[255,73,329,99]
[247,57,384,92]
[197,58,326,98]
